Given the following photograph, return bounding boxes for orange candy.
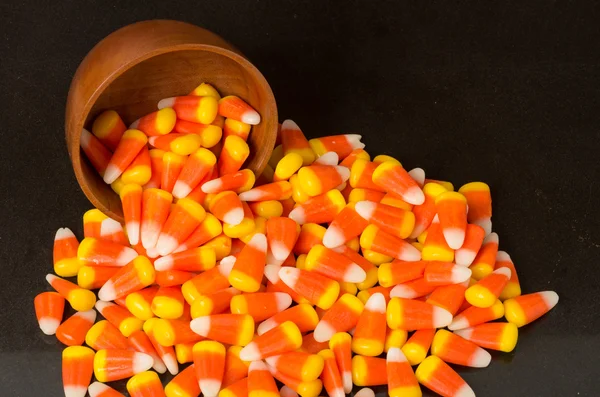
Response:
[280,119,316,166]
[93,349,153,383]
[279,267,340,310]
[435,191,468,249]
[95,300,142,337]
[319,349,345,397]
[209,190,245,225]
[386,347,421,397]
[239,181,293,202]
[257,303,319,335]
[371,162,424,205]
[103,129,148,184]
[459,182,492,235]
[193,340,226,397]
[46,274,96,312]
[431,329,491,368]
[228,233,267,292]
[352,292,387,356]
[161,152,185,193]
[173,148,217,199]
[145,149,165,189]
[360,224,421,262]
[239,321,302,361]
[230,292,292,322]
[92,110,126,150]
[415,355,475,397]
[218,95,261,125]
[288,189,346,225]
[322,204,369,248]
[34,291,65,336]
[56,310,96,346]
[314,294,364,342]
[62,346,95,397]
[80,128,112,177]
[165,364,200,397]
[190,313,255,346]
[248,360,279,397]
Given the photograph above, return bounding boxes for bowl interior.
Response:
[79,48,276,219]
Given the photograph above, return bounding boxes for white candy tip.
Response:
[157,97,176,110]
[432,306,453,328]
[55,227,75,241]
[88,382,110,397]
[249,360,269,372]
[64,385,87,397]
[364,292,386,313]
[199,379,222,397]
[540,291,559,309]
[386,347,408,363]
[447,317,469,331]
[39,318,60,335]
[239,342,260,361]
[153,255,173,271]
[132,352,154,374]
[454,250,477,267]
[322,227,345,249]
[403,186,425,205]
[400,243,422,262]
[164,354,179,375]
[354,388,375,397]
[117,247,138,266]
[45,273,57,284]
[129,119,140,129]
[155,235,179,257]
[80,128,91,147]
[455,384,476,397]
[241,111,261,125]
[145,246,160,258]
[452,327,473,340]
[444,227,466,250]
[336,166,351,182]
[287,208,306,224]
[484,232,499,244]
[102,165,121,184]
[94,300,111,312]
[190,316,211,336]
[313,321,336,343]
[275,292,293,311]
[172,181,192,199]
[201,179,221,194]
[223,207,245,225]
[126,222,140,246]
[278,267,300,289]
[389,284,417,299]
[263,264,281,283]
[282,119,300,131]
[270,241,291,261]
[97,281,116,302]
[79,310,97,323]
[470,348,492,368]
[354,201,376,221]
[344,263,366,283]
[496,250,512,262]
[474,218,493,236]
[314,151,339,166]
[248,233,268,252]
[451,266,472,283]
[329,388,345,397]
[408,167,426,186]
[153,359,168,374]
[238,190,261,201]
[493,266,512,279]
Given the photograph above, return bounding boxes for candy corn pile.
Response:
[34,81,559,397]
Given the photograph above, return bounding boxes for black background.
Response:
[1,1,599,396]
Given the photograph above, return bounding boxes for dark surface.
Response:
[1,1,599,396]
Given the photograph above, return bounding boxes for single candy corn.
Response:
[130,107,177,137]
[165,364,201,397]
[309,134,364,159]
[297,165,350,197]
[348,159,384,192]
[448,299,505,330]
[326,333,353,394]
[268,364,324,397]
[119,184,143,245]
[247,360,279,397]
[142,149,164,189]
[93,349,153,382]
[88,382,125,397]
[92,110,126,150]
[239,321,302,361]
[46,274,96,312]
[239,181,293,202]
[387,297,453,330]
[454,224,485,266]
[426,283,467,316]
[219,135,250,175]
[228,233,267,292]
[387,347,421,397]
[159,95,218,124]
[435,191,468,249]
[194,341,226,397]
[495,251,522,300]
[155,198,206,256]
[265,352,324,383]
[459,182,492,235]
[149,133,202,156]
[431,329,491,368]
[222,346,251,388]
[155,246,216,273]
[144,318,179,375]
[465,267,511,308]
[161,152,185,193]
[217,95,260,124]
[85,320,129,351]
[62,346,95,397]
[352,355,387,386]
[424,261,472,286]
[181,260,235,303]
[280,119,315,165]
[125,286,158,321]
[219,378,249,397]
[173,148,217,198]
[202,169,255,194]
[323,204,369,248]
[150,286,185,319]
[305,244,366,283]
[390,277,436,299]
[53,228,81,277]
[469,232,499,279]
[176,213,222,252]
[127,371,165,397]
[95,300,142,337]
[209,190,245,225]
[98,255,155,301]
[80,128,112,176]
[360,224,421,262]
[230,292,292,322]
[372,162,424,205]
[339,148,370,168]
[34,291,65,335]
[265,216,300,261]
[355,200,415,240]
[103,129,148,184]
[77,237,137,267]
[504,291,559,327]
[378,260,426,288]
[223,118,251,141]
[317,349,344,397]
[289,189,346,225]
[190,287,240,318]
[279,267,340,310]
[352,292,387,356]
[314,294,363,342]
[129,330,167,374]
[454,322,518,352]
[421,218,454,263]
[140,188,173,249]
[190,313,255,346]
[401,329,435,366]
[294,223,326,255]
[56,310,96,346]
[257,303,319,335]
[415,355,475,397]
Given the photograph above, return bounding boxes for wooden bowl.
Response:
[66,20,278,222]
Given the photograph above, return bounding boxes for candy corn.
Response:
[85,320,129,351]
[387,347,421,397]
[504,291,559,327]
[239,321,302,360]
[190,313,255,346]
[46,274,96,312]
[230,292,292,322]
[265,351,324,382]
[448,299,505,331]
[257,303,319,335]
[319,349,345,397]
[372,162,424,205]
[387,298,453,330]
[314,293,363,342]
[80,128,112,176]
[401,329,435,366]
[415,355,475,397]
[288,189,346,225]
[352,292,387,356]
[352,355,387,386]
[202,169,255,194]
[128,330,167,374]
[360,224,421,261]
[56,310,96,346]
[465,267,511,308]
[103,129,148,184]
[469,232,499,279]
[459,182,492,235]
[279,267,340,310]
[309,134,364,159]
[62,346,95,397]
[239,181,293,202]
[218,95,260,125]
[435,191,468,249]
[173,148,217,198]
[92,110,126,150]
[248,360,279,397]
[454,322,519,352]
[93,349,153,382]
[127,371,165,397]
[130,107,177,136]
[228,233,267,292]
[222,346,251,388]
[281,119,315,165]
[34,291,65,335]
[194,340,226,397]
[88,382,125,397]
[431,329,491,367]
[97,255,155,301]
[323,204,369,248]
[495,250,522,300]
